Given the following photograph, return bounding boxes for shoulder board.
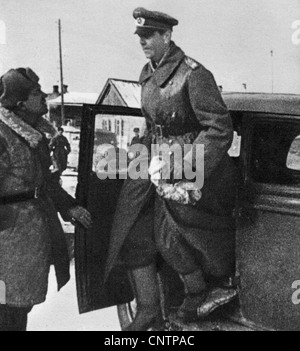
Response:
[184,56,200,70]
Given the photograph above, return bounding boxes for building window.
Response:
[121,120,124,136]
[108,120,112,132]
[103,120,108,130]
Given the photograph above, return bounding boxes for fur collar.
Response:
[0,106,56,148]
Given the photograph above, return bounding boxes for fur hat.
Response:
[0,67,40,109]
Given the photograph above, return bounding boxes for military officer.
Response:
[105,7,237,330]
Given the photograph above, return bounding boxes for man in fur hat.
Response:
[0,67,92,331]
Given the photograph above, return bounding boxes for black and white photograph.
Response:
[0,0,300,334]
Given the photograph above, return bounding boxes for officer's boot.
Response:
[124,264,164,331]
[176,269,208,322]
[196,276,238,318]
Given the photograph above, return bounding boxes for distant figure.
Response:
[50,127,71,175]
[130,127,141,145]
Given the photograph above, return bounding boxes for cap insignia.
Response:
[136,17,146,26]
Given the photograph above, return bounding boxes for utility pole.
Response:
[58,19,65,126]
[270,50,274,94]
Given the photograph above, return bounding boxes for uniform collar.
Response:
[139,42,185,87]
[0,106,56,148]
[149,45,171,72]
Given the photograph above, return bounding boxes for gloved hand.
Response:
[68,206,92,229]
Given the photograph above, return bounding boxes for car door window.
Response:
[228,131,241,157]
[250,121,300,185]
[92,114,146,175]
[287,136,300,171]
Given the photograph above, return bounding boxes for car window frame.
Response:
[243,112,300,197]
[76,104,142,313]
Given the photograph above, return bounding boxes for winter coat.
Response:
[0,107,77,307]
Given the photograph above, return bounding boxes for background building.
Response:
[48,89,98,128]
[47,78,145,170]
[48,78,145,150]
[95,78,144,150]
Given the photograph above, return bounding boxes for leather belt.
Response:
[153,123,199,139]
[0,187,42,205]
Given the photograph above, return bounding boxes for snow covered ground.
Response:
[27,262,120,331]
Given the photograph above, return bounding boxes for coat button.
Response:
[169,81,173,85]
[169,139,173,144]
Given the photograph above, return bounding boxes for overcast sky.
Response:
[0,0,299,94]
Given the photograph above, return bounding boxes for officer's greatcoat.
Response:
[0,107,77,307]
[106,42,236,279]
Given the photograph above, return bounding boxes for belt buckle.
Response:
[34,187,40,199]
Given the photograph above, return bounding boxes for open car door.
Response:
[75,104,144,314]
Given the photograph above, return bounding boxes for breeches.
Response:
[154,197,235,277]
[119,178,235,278]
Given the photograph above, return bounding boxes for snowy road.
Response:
[27,262,120,331]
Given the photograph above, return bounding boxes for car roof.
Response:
[222,92,300,116]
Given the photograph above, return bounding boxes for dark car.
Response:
[75,94,300,331]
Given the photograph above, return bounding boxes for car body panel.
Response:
[234,111,300,330]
